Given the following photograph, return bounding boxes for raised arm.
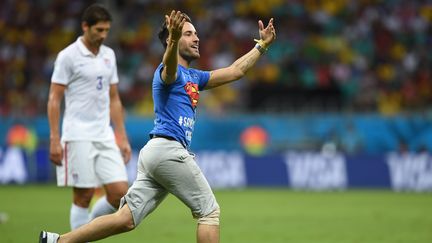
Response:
[109,84,131,163]
[47,83,66,165]
[161,10,187,85]
[205,18,276,90]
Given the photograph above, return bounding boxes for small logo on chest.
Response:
[184,82,200,108]
[103,58,111,68]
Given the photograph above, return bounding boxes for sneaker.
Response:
[39,231,60,243]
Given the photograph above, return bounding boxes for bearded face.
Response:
[82,21,111,48]
[178,22,200,63]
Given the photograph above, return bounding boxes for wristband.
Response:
[254,39,268,54]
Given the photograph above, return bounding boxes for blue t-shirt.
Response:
[149,63,210,148]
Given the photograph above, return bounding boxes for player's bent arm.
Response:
[109,84,131,163]
[161,37,180,85]
[205,18,276,90]
[161,11,186,85]
[47,83,66,165]
[205,48,262,90]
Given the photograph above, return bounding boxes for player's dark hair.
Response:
[158,13,192,48]
[81,4,112,27]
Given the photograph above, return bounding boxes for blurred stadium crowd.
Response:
[1,0,432,118]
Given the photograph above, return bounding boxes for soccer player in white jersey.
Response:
[46,4,131,231]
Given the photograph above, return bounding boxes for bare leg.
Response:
[73,188,95,208]
[89,182,128,219]
[197,224,219,243]
[70,188,94,229]
[104,181,128,208]
[58,204,135,243]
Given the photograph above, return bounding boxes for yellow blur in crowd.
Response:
[1,0,432,117]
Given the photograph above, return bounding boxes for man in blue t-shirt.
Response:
[149,62,209,148]
[40,10,276,243]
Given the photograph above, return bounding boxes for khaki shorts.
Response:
[121,137,219,227]
[56,140,127,187]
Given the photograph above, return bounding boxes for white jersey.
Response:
[51,37,119,142]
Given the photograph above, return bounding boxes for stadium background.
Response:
[1,0,432,242]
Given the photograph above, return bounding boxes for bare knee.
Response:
[105,182,128,208]
[73,188,95,207]
[106,193,124,208]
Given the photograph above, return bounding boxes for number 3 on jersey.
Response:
[96,76,103,90]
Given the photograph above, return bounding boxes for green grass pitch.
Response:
[0,185,431,243]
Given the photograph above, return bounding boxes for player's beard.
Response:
[83,34,104,51]
[91,38,104,48]
[180,48,200,64]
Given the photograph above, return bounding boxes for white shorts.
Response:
[56,140,128,188]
